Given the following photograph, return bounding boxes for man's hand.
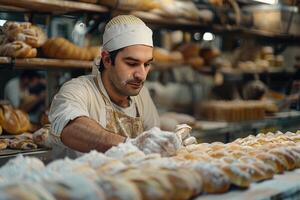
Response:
[175,124,197,146]
[128,127,181,157]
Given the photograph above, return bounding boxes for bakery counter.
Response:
[0,148,52,166]
[193,111,300,143]
[195,169,300,200]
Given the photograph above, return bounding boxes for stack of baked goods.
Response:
[42,37,100,61]
[174,43,221,71]
[153,47,183,64]
[0,132,39,151]
[237,46,284,73]
[0,21,47,58]
[2,130,300,199]
[150,0,213,22]
[199,100,278,122]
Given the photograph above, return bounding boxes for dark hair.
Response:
[98,48,124,72]
[20,70,42,79]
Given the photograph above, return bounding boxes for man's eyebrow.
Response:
[124,57,154,62]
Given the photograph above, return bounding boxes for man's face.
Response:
[106,45,153,96]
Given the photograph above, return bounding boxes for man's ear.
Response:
[101,51,111,68]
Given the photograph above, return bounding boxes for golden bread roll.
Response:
[42,37,98,60]
[2,21,47,48]
[160,169,194,200]
[191,162,230,193]
[96,176,142,200]
[0,41,37,58]
[218,163,251,188]
[153,47,171,62]
[238,156,275,180]
[268,148,296,170]
[0,105,31,135]
[120,169,168,200]
[234,163,266,182]
[255,152,286,174]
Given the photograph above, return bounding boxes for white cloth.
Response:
[48,73,160,158]
[103,24,153,52]
[4,78,21,107]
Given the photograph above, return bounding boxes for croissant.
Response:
[42,37,100,60]
[0,41,37,58]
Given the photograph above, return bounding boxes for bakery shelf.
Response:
[193,111,300,143]
[0,57,93,70]
[130,11,208,30]
[239,28,300,44]
[0,0,108,13]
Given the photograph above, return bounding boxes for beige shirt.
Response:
[48,73,160,158]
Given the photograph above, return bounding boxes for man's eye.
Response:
[145,63,151,67]
[127,63,138,66]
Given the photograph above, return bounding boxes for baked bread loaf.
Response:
[96,176,142,200]
[153,47,183,63]
[120,169,168,200]
[0,104,31,135]
[2,21,47,48]
[0,41,37,58]
[42,37,100,60]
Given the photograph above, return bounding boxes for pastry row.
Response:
[1,130,300,199]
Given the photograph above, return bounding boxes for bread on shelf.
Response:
[0,21,47,58]
[0,104,31,135]
[42,37,100,60]
[0,41,37,58]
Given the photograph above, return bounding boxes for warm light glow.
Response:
[203,32,214,41]
[0,20,7,26]
[253,0,278,4]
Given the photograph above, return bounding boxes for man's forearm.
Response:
[61,116,126,153]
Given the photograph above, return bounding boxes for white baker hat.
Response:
[102,15,153,52]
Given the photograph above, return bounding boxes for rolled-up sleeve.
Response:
[49,79,90,137]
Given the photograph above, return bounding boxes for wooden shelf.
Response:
[239,28,300,43]
[0,0,108,13]
[131,11,207,30]
[0,57,93,70]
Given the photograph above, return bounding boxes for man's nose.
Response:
[134,65,148,81]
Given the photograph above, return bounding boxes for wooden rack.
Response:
[0,57,93,70]
[0,0,108,13]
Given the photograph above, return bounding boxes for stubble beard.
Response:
[109,73,143,97]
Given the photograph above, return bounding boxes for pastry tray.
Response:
[195,169,300,200]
